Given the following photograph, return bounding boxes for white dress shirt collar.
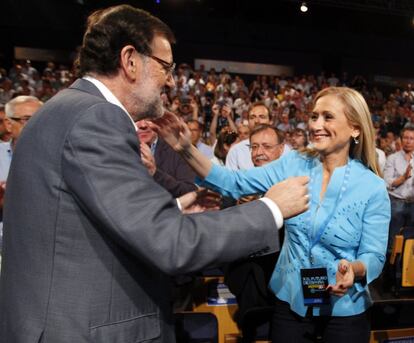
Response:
[83,76,137,131]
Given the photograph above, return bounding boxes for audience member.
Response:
[225,102,272,170]
[187,119,214,159]
[384,126,414,250]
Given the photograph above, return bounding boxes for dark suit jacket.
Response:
[0,79,279,343]
[153,138,197,197]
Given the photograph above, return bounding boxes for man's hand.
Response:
[140,143,156,176]
[212,104,220,116]
[178,188,221,214]
[404,163,412,180]
[264,176,310,219]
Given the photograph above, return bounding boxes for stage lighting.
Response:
[300,2,308,13]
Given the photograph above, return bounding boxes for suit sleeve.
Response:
[61,103,279,275]
[153,144,197,197]
[153,169,197,197]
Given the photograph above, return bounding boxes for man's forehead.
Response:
[150,35,173,58]
[249,107,269,116]
[251,130,278,143]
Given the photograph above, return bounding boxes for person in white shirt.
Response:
[226,102,290,170]
[225,102,272,170]
[187,119,214,159]
[384,126,414,250]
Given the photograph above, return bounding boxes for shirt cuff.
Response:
[259,197,284,229]
[176,198,182,211]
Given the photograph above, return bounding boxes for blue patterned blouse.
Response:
[201,151,390,317]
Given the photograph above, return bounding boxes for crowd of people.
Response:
[0,6,413,340]
[1,58,414,150]
[2,57,412,242]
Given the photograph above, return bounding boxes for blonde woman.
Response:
[154,87,390,343]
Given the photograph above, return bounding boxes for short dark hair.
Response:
[401,125,414,137]
[292,127,308,146]
[249,124,284,144]
[187,120,202,130]
[77,5,175,77]
[250,101,270,117]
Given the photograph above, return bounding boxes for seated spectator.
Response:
[188,120,214,159]
[0,79,15,105]
[290,128,308,150]
[237,123,250,141]
[226,102,273,170]
[276,111,293,132]
[384,126,414,251]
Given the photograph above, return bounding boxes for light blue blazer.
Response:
[201,151,390,317]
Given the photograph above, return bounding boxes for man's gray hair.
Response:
[5,96,43,118]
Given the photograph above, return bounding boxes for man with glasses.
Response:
[0,96,42,258]
[0,5,310,343]
[5,95,42,149]
[250,125,284,167]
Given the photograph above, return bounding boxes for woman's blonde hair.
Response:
[304,87,381,176]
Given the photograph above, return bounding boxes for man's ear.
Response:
[120,45,140,81]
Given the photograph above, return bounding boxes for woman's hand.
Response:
[327,259,355,297]
[149,111,192,153]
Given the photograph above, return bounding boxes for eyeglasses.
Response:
[9,115,32,123]
[144,54,176,75]
[250,143,280,152]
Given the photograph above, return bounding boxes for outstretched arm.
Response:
[150,111,213,179]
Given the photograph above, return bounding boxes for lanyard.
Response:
[306,158,352,264]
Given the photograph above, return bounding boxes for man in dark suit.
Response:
[137,119,197,197]
[0,5,309,343]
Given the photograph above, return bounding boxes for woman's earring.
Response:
[353,136,359,145]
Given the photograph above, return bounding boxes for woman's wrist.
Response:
[350,261,366,280]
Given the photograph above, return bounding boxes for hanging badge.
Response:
[300,268,330,305]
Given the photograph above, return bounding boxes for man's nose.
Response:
[165,73,176,88]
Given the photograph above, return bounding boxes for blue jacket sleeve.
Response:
[199,151,299,199]
[354,181,390,292]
